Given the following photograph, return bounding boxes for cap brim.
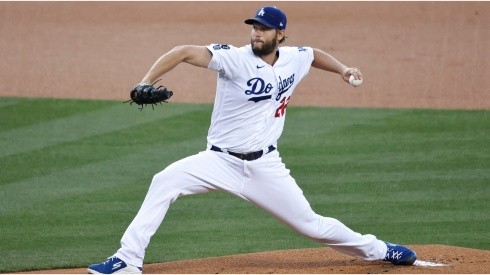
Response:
[244,18,276,29]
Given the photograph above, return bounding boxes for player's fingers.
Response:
[350,68,362,80]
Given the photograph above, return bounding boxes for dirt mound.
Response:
[21,245,489,274]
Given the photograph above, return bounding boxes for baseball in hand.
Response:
[349,75,363,87]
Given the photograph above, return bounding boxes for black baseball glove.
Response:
[125,81,173,110]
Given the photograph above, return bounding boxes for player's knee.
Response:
[292,215,341,241]
[299,226,327,240]
[149,168,180,189]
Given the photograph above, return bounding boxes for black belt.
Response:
[210,145,276,161]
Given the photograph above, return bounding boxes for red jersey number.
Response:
[275,96,290,118]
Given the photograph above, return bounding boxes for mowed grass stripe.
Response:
[0,97,114,132]
[0,99,211,158]
[0,107,211,185]
[0,97,30,110]
[0,134,208,214]
[0,101,212,213]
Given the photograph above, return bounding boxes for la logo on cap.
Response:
[258,8,265,16]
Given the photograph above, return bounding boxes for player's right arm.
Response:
[141,45,212,84]
[311,48,362,84]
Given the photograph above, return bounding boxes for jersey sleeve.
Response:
[206,44,240,79]
[295,46,315,81]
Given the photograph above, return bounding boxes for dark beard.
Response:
[251,38,278,56]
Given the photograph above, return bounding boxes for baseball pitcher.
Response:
[88,6,416,274]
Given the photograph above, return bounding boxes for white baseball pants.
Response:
[115,149,387,267]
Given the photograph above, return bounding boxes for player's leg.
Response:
[240,150,387,261]
[112,151,243,268]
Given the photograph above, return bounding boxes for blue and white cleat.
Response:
[383,242,417,265]
[87,256,142,274]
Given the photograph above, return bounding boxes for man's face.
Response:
[250,23,281,56]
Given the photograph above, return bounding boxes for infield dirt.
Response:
[1,2,488,109]
[2,1,489,274]
[18,246,490,274]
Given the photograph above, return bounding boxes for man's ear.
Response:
[278,30,285,40]
[277,30,286,43]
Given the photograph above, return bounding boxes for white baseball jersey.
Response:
[205,44,314,152]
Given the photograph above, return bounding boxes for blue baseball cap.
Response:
[244,6,287,30]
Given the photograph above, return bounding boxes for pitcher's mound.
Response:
[21,245,489,274]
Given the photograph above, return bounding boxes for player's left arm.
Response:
[141,45,212,84]
[311,48,361,83]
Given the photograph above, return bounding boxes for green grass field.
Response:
[0,97,489,273]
